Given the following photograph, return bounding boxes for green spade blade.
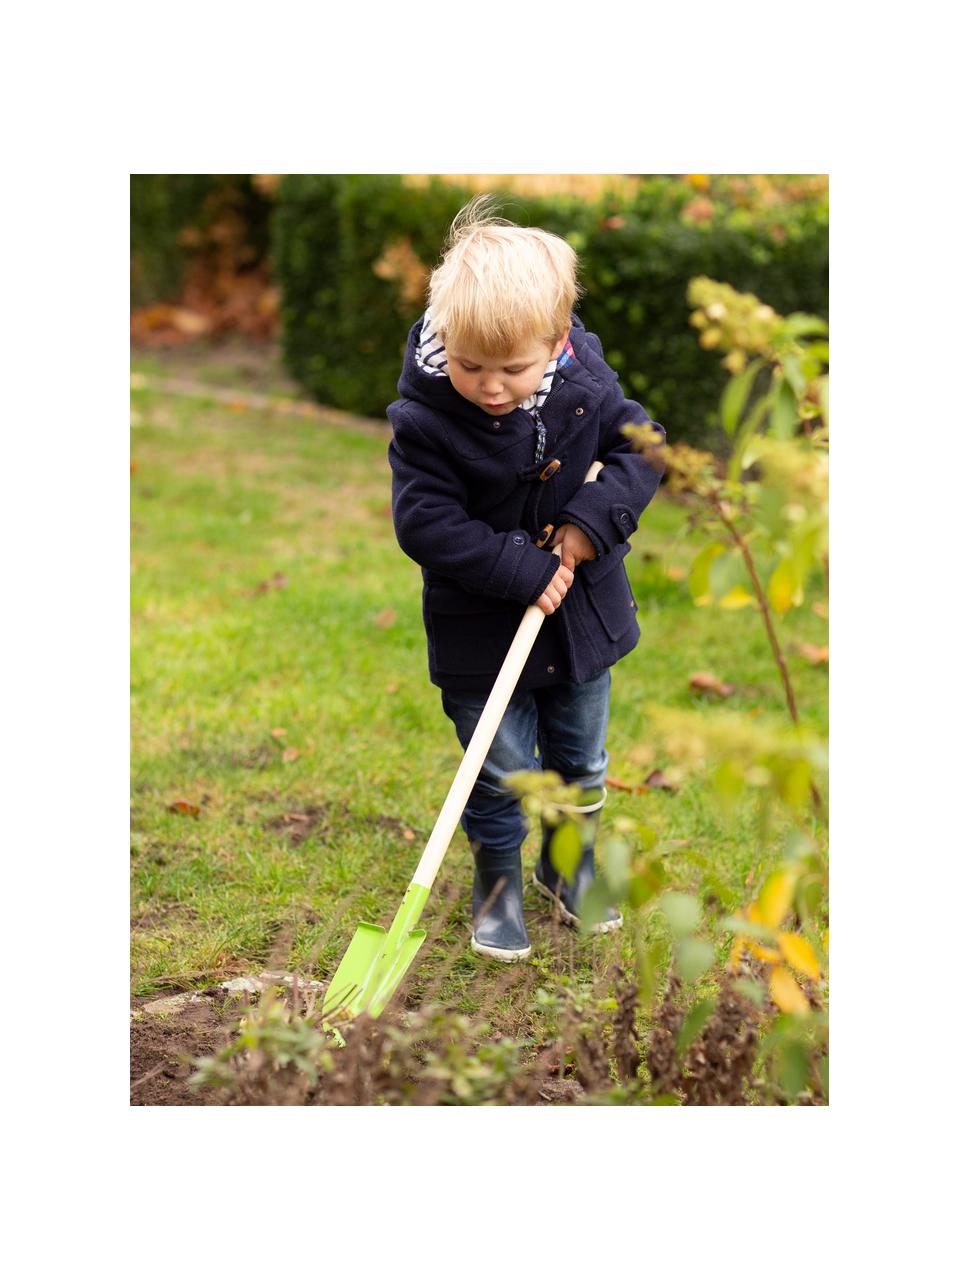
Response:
[322,882,431,1025]
[366,928,427,1018]
[322,923,387,1021]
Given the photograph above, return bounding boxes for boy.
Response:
[387,196,665,962]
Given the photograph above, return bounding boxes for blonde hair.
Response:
[427,195,582,356]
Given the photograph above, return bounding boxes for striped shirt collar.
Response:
[414,308,574,415]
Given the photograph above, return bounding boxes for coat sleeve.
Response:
[388,401,559,605]
[556,380,666,556]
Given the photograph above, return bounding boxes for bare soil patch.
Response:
[130,992,234,1106]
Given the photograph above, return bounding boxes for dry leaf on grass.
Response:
[282,748,300,763]
[797,643,829,665]
[607,770,679,795]
[270,727,287,738]
[689,671,736,697]
[643,769,678,791]
[168,799,201,817]
[374,608,398,628]
[252,572,288,596]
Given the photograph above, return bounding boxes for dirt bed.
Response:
[130,992,234,1106]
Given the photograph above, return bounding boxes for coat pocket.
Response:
[577,545,637,643]
[426,585,524,677]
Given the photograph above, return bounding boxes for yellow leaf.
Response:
[768,561,797,617]
[728,936,746,972]
[769,965,809,1015]
[748,941,782,964]
[757,869,797,928]
[717,585,756,610]
[776,931,821,980]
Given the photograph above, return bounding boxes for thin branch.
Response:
[710,494,824,817]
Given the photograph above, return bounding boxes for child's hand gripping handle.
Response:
[411,461,604,891]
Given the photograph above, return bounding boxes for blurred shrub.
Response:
[130,174,273,307]
[271,174,827,446]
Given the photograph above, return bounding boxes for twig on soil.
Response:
[130,1062,168,1092]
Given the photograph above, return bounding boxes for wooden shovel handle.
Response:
[411,461,603,890]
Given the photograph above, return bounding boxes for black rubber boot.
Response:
[470,842,531,962]
[533,819,623,933]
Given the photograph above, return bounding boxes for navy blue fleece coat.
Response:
[387,313,666,691]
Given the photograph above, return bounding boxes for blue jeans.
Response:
[440,668,611,852]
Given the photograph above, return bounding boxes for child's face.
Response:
[445,330,568,416]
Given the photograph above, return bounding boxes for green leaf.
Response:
[660,892,701,936]
[783,831,816,861]
[549,821,582,882]
[578,878,621,934]
[628,873,658,908]
[602,837,631,893]
[781,351,807,399]
[707,550,744,600]
[688,542,725,603]
[777,1038,810,1101]
[650,1093,682,1105]
[727,387,775,482]
[769,377,797,440]
[780,313,828,339]
[720,358,765,436]
[675,996,716,1060]
[675,937,714,984]
[731,978,768,1006]
[635,824,658,852]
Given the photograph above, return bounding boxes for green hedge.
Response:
[272,175,827,448]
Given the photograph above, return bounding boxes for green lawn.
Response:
[131,356,827,1039]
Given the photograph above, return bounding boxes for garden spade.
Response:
[322,461,604,1028]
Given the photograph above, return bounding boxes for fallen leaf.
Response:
[168,799,201,817]
[643,769,678,791]
[666,565,686,580]
[607,770,678,795]
[270,727,287,738]
[374,608,397,628]
[252,572,288,595]
[402,828,415,841]
[797,643,829,665]
[282,747,300,763]
[606,776,638,794]
[385,683,399,694]
[812,601,828,619]
[689,671,736,697]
